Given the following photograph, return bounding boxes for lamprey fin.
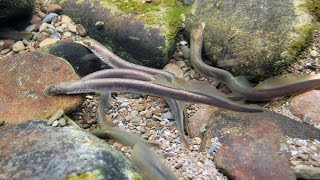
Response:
[131,142,178,180]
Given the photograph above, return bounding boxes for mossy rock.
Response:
[0,0,35,25]
[185,0,319,80]
[53,0,191,68]
[0,120,143,179]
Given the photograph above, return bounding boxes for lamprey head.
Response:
[77,38,96,51]
[44,84,66,96]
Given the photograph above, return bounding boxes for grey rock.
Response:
[295,165,320,180]
[42,13,59,23]
[53,0,190,68]
[0,120,142,179]
[161,111,174,120]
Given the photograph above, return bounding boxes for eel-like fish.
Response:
[190,22,320,101]
[45,78,263,112]
[91,126,161,148]
[82,69,189,145]
[131,142,179,180]
[78,38,175,81]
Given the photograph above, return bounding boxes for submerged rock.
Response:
[53,0,190,68]
[0,0,35,25]
[185,0,319,80]
[0,51,81,124]
[289,90,320,124]
[0,120,142,179]
[38,41,105,76]
[199,108,320,151]
[215,120,295,180]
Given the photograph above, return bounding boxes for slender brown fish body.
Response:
[91,127,161,148]
[131,142,179,180]
[78,38,175,81]
[190,22,320,101]
[45,78,262,112]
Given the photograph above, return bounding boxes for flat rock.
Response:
[0,51,81,123]
[289,90,320,123]
[38,41,106,76]
[53,0,190,68]
[0,120,142,179]
[200,108,320,150]
[185,0,319,80]
[214,120,295,180]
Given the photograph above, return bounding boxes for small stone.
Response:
[95,21,104,29]
[52,120,59,127]
[310,50,318,58]
[76,24,87,36]
[163,63,184,78]
[47,4,62,14]
[132,104,144,111]
[180,45,190,60]
[161,111,174,120]
[62,31,72,38]
[56,26,64,33]
[12,41,25,52]
[61,15,73,24]
[39,23,48,32]
[298,154,309,161]
[58,118,67,126]
[176,60,186,68]
[39,38,58,47]
[42,13,59,23]
[160,121,167,126]
[193,137,202,145]
[86,95,94,99]
[174,163,183,169]
[120,102,130,108]
[68,24,77,33]
[0,49,11,55]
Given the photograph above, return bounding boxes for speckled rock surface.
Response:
[53,0,189,68]
[0,0,35,24]
[200,109,320,150]
[0,51,81,123]
[0,120,142,179]
[185,0,319,80]
[289,90,320,123]
[215,120,295,180]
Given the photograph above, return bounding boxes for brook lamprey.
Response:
[190,22,320,101]
[45,78,263,112]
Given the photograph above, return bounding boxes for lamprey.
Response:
[131,142,179,180]
[91,127,161,148]
[190,22,320,101]
[82,69,189,145]
[45,78,262,112]
[78,38,175,81]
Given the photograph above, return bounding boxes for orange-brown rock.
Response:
[0,51,81,123]
[290,90,320,123]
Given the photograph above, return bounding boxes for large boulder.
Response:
[185,0,320,80]
[0,0,35,25]
[0,51,81,124]
[53,0,191,68]
[0,120,142,179]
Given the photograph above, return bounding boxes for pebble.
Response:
[58,117,67,126]
[39,38,58,47]
[52,120,59,127]
[42,13,59,23]
[95,21,105,29]
[310,50,318,58]
[68,24,77,33]
[76,24,87,36]
[11,41,25,52]
[161,111,174,120]
[61,15,73,24]
[0,49,11,55]
[39,23,48,32]
[47,4,62,14]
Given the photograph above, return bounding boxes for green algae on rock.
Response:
[185,0,319,80]
[0,120,142,179]
[54,0,190,68]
